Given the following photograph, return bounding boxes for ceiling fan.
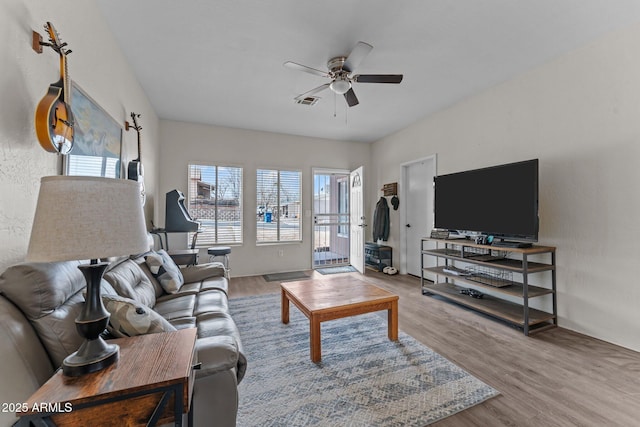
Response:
[284,41,403,107]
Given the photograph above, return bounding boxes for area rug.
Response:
[230,293,499,427]
[315,265,358,275]
[263,271,310,282]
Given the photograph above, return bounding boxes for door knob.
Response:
[406,224,411,228]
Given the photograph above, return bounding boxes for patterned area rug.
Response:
[315,265,358,275]
[263,271,310,282]
[230,293,499,427]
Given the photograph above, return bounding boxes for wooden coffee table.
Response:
[281,276,399,363]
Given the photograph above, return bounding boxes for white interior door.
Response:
[349,166,365,274]
[401,156,436,276]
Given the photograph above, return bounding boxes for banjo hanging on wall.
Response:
[125,112,145,205]
[34,22,75,155]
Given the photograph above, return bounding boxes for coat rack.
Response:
[381,182,397,196]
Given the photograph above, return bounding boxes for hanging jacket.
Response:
[372,197,390,242]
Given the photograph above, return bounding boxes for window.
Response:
[257,169,302,243]
[187,163,242,246]
[66,155,120,178]
[337,176,349,236]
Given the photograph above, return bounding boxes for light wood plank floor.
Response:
[229,271,640,427]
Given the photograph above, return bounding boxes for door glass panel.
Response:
[313,172,350,267]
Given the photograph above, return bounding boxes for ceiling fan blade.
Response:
[354,74,403,84]
[344,88,359,107]
[295,83,331,100]
[343,41,373,73]
[283,61,330,78]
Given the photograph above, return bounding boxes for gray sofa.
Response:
[0,251,246,427]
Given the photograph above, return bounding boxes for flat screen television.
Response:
[434,159,539,245]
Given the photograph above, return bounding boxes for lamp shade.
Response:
[27,176,149,262]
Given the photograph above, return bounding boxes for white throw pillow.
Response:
[101,293,176,338]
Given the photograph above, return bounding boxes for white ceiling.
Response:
[96,0,640,143]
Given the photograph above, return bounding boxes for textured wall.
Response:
[0,0,159,272]
[157,120,371,277]
[371,23,640,352]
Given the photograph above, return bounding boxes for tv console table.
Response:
[421,237,557,335]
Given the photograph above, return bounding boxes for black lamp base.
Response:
[63,261,119,377]
[62,339,119,376]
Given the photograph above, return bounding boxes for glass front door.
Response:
[313,170,350,268]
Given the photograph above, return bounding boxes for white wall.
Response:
[0,0,159,273]
[372,23,640,351]
[158,120,370,277]
[0,1,159,423]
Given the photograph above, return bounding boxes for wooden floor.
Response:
[229,271,640,427]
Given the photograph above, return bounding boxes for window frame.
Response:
[186,162,243,247]
[256,168,302,244]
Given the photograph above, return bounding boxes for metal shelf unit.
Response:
[421,238,557,335]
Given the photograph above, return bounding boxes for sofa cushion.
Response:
[180,263,226,284]
[196,312,240,340]
[193,290,229,316]
[0,261,87,367]
[196,335,246,382]
[103,259,157,308]
[194,312,245,382]
[178,275,229,297]
[154,294,197,321]
[168,316,197,330]
[145,250,183,294]
[0,295,56,427]
[101,294,176,338]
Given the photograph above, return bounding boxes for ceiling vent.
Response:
[294,96,320,106]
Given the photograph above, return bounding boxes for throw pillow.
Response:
[145,250,184,294]
[101,294,176,338]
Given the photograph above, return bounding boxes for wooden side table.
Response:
[17,328,198,427]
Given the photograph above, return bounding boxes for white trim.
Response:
[399,154,437,275]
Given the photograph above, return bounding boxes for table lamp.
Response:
[26,176,149,376]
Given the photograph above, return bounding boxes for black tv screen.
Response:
[434,159,539,242]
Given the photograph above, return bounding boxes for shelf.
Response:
[421,248,555,273]
[421,236,557,335]
[424,266,554,298]
[422,282,556,327]
[425,238,556,255]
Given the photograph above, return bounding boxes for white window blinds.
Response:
[187,163,243,246]
[256,169,302,243]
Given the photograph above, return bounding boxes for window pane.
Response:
[217,166,243,243]
[338,177,349,236]
[256,169,277,242]
[280,170,301,241]
[187,163,242,246]
[66,155,120,178]
[257,169,301,243]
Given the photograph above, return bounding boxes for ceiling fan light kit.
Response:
[284,41,403,108]
[329,76,351,95]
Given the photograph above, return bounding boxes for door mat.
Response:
[263,271,310,282]
[316,265,358,275]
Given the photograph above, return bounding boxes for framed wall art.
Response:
[64,82,122,178]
